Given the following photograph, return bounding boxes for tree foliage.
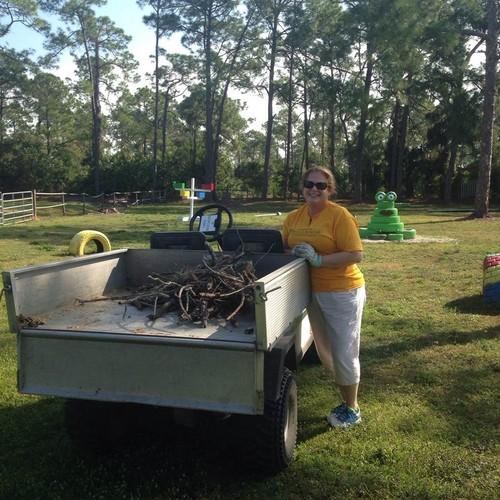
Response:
[0,0,498,213]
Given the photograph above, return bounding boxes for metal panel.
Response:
[251,253,299,279]
[2,272,17,333]
[254,259,310,350]
[19,329,263,415]
[38,299,256,344]
[124,249,299,284]
[3,250,128,328]
[125,249,212,285]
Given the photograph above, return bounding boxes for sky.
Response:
[3,0,266,127]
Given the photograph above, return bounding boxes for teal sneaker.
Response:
[331,402,347,418]
[327,405,361,428]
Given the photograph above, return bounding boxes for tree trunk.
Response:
[152,5,160,190]
[192,127,197,169]
[161,92,169,168]
[45,109,51,155]
[213,89,228,173]
[284,43,295,200]
[326,65,337,172]
[388,96,408,195]
[353,42,373,201]
[0,92,4,146]
[191,126,197,169]
[262,13,279,199]
[473,0,497,218]
[339,113,350,149]
[213,10,253,181]
[203,3,215,192]
[396,104,409,194]
[320,110,325,164]
[92,44,102,194]
[303,76,309,170]
[444,61,466,204]
[389,99,401,189]
[79,11,101,194]
[328,102,336,172]
[444,141,458,203]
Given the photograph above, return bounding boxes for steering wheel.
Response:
[189,203,233,242]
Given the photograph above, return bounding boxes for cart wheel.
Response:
[251,367,297,473]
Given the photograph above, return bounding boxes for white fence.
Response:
[0,190,169,225]
[0,191,34,225]
[35,191,66,215]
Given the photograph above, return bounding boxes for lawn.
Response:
[0,201,499,499]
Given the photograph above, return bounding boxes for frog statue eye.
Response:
[375,191,386,202]
[386,191,397,202]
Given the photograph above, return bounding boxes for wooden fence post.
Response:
[33,190,37,220]
[62,192,66,215]
[82,193,86,214]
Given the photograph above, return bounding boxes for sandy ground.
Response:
[362,235,458,244]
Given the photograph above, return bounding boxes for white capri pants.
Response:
[307,286,366,386]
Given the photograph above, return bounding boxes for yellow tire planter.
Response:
[69,230,112,256]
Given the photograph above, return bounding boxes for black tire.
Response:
[250,367,297,474]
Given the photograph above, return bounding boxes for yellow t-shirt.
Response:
[283,201,365,292]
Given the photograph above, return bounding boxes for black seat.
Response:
[150,231,206,250]
[220,228,284,253]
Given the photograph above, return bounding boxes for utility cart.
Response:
[2,217,313,473]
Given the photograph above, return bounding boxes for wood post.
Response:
[32,190,37,220]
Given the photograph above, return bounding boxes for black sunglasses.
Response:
[303,180,329,190]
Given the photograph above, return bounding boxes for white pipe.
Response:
[190,177,195,220]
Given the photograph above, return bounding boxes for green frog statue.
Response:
[359,191,416,241]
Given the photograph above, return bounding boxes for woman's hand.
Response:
[292,243,322,267]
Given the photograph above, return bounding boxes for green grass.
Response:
[1,201,499,499]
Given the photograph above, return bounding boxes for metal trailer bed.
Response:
[3,248,311,416]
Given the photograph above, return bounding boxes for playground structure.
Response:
[359,191,416,241]
[483,254,500,303]
[173,178,213,222]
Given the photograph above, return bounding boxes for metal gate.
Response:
[0,191,34,225]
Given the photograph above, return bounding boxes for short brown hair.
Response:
[302,166,337,196]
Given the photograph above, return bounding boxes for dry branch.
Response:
[80,249,258,328]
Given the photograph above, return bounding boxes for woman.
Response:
[283,166,366,428]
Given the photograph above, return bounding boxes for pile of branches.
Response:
[120,248,257,327]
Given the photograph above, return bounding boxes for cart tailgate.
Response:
[18,329,264,415]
